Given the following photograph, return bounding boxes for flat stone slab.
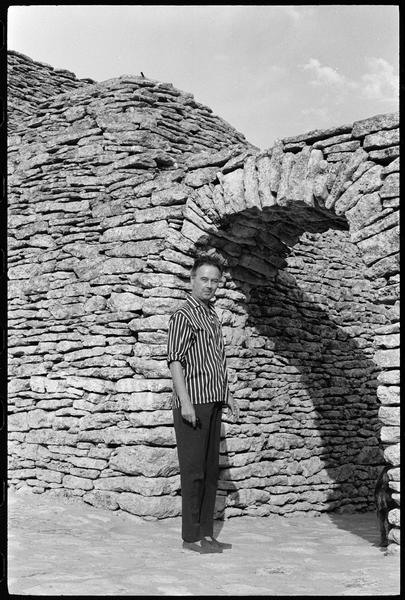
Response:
[8,489,399,596]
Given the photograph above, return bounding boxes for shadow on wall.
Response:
[198,203,385,545]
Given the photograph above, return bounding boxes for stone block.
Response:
[82,490,120,510]
[118,492,181,518]
[380,426,400,444]
[382,157,399,175]
[228,488,270,507]
[266,141,283,193]
[78,425,175,446]
[286,145,312,203]
[378,406,400,426]
[352,209,398,244]
[388,508,400,527]
[242,155,260,208]
[375,333,399,349]
[115,378,172,393]
[380,173,399,199]
[373,348,400,369]
[352,112,399,137]
[387,468,400,481]
[141,296,184,316]
[113,391,172,412]
[68,456,108,470]
[368,253,399,279]
[325,148,368,209]
[8,379,30,394]
[35,468,64,483]
[127,409,173,427]
[324,141,361,154]
[363,128,399,150]
[222,151,252,174]
[369,146,399,162]
[376,385,400,405]
[128,315,170,332]
[109,446,179,477]
[184,167,219,187]
[383,443,400,466]
[256,155,275,207]
[186,148,236,170]
[345,192,382,231]
[276,153,295,205]
[24,430,78,446]
[282,123,352,144]
[63,474,94,490]
[387,527,400,545]
[65,376,116,394]
[27,409,55,429]
[220,168,246,214]
[377,371,400,385]
[95,474,180,496]
[100,220,168,243]
[334,164,383,215]
[107,292,143,312]
[8,412,29,432]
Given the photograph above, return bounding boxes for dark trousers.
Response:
[173,402,223,543]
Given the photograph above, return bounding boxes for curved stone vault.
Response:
[8,51,400,550]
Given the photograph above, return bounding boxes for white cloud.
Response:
[360,57,399,102]
[303,58,346,87]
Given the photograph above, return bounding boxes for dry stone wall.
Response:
[8,50,95,134]
[7,52,399,549]
[216,228,385,518]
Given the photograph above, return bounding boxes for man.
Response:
[167,253,239,554]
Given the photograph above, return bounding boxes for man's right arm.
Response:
[169,361,196,426]
[167,311,196,426]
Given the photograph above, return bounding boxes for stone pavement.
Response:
[7,489,400,596]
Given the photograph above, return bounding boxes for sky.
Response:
[7,5,399,150]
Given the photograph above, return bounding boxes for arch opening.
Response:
[192,201,389,536]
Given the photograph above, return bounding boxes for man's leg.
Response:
[200,402,223,539]
[173,403,213,543]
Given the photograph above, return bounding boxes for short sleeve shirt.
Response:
[167,293,229,407]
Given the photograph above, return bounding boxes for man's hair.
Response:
[190,253,224,276]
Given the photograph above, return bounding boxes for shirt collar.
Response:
[186,292,215,313]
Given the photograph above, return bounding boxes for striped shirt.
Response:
[167,293,229,407]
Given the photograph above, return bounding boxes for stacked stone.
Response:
[216,227,385,517]
[7,50,95,133]
[349,116,400,548]
[8,51,399,547]
[8,61,252,517]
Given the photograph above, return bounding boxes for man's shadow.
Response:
[196,203,385,546]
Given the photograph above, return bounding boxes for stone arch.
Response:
[171,120,399,542]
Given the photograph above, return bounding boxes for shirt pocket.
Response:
[193,324,214,345]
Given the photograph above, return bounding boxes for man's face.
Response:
[191,264,222,303]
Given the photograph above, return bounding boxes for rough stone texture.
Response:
[8,50,95,133]
[7,51,399,544]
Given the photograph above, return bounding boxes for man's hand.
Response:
[181,399,197,427]
[169,361,197,428]
[226,393,240,422]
